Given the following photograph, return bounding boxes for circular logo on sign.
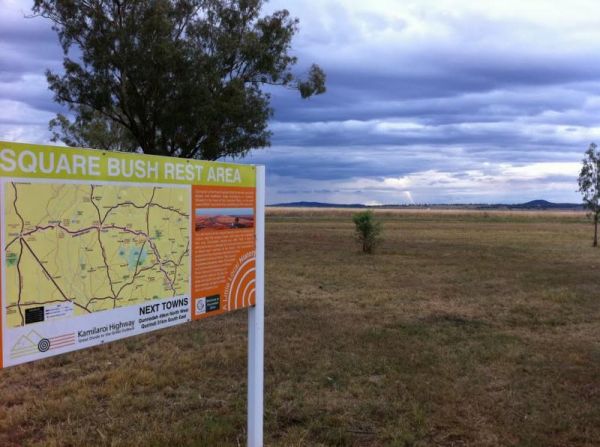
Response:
[195,298,206,314]
[38,338,51,352]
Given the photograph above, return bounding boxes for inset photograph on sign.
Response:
[194,207,255,231]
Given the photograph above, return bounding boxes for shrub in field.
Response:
[352,210,382,253]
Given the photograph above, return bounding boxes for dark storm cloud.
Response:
[243,1,600,203]
[0,7,61,72]
[266,118,588,161]
[0,0,64,138]
[1,0,598,203]
[243,144,478,181]
[270,83,593,125]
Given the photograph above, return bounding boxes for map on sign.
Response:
[0,141,258,369]
[3,181,190,328]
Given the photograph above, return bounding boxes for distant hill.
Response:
[269,200,583,210]
[482,200,583,210]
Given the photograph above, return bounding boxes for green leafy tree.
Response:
[352,210,382,254]
[578,142,600,247]
[49,106,138,152]
[33,0,326,158]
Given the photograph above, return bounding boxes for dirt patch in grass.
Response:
[1,209,599,446]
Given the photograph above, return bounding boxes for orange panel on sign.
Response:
[191,186,257,320]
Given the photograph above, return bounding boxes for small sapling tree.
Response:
[352,210,382,253]
[578,142,600,247]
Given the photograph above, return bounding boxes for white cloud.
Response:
[265,160,581,205]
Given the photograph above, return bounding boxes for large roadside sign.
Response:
[0,141,261,368]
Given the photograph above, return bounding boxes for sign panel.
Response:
[0,141,258,367]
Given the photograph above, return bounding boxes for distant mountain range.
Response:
[480,200,583,210]
[269,199,584,210]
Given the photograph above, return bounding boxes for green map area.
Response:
[4,182,190,328]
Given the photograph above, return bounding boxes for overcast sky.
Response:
[1,0,599,204]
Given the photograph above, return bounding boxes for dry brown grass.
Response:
[1,209,599,446]
[267,206,587,219]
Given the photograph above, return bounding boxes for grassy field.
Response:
[1,209,599,446]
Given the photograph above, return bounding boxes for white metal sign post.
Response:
[248,165,265,447]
